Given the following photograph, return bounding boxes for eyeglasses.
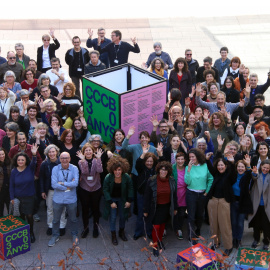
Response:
[65,88,72,91]
[159,126,168,129]
[111,34,116,37]
[43,39,50,41]
[254,110,263,113]
[186,54,192,56]
[60,157,69,160]
[26,73,33,76]
[9,57,16,59]
[160,168,168,171]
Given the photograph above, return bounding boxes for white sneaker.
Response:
[177,230,183,240]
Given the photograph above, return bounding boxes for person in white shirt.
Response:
[46,58,69,93]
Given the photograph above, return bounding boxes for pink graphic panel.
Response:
[120,81,167,144]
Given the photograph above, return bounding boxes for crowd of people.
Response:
[0,27,270,258]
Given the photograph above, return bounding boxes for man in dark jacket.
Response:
[239,72,270,106]
[84,51,106,75]
[97,30,140,67]
[196,56,219,84]
[15,43,30,70]
[86,28,111,68]
[185,49,199,84]
[65,36,90,98]
[0,51,23,84]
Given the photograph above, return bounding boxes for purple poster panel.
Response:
[120,81,167,144]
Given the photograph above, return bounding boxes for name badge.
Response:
[87,176,93,181]
[77,68,82,72]
[114,59,119,64]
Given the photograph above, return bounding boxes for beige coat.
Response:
[248,173,270,224]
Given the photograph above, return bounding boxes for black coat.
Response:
[37,39,60,71]
[159,145,187,163]
[23,118,42,140]
[143,175,177,227]
[169,70,192,101]
[196,66,220,84]
[135,157,156,195]
[221,88,240,103]
[29,84,59,101]
[206,160,237,203]
[238,170,253,215]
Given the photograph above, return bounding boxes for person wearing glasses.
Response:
[37,29,60,73]
[185,49,199,85]
[20,67,38,92]
[15,43,30,70]
[86,28,111,68]
[97,30,140,67]
[0,51,24,84]
[65,36,90,98]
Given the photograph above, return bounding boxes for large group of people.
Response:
[1,27,270,259]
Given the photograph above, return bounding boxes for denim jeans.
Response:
[186,189,206,238]
[134,192,152,237]
[52,201,78,237]
[230,200,245,241]
[110,198,125,232]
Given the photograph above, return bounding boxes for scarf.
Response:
[150,68,164,77]
[254,133,264,143]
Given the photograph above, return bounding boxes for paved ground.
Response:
[0,198,257,269]
[1,12,270,269]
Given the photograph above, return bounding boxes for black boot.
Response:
[30,233,36,243]
[119,228,128,241]
[111,231,118,245]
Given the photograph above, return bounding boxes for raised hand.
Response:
[76,150,85,160]
[205,152,213,160]
[239,99,245,107]
[80,117,87,128]
[156,142,163,156]
[164,99,171,112]
[188,160,193,172]
[185,97,191,107]
[195,83,202,96]
[56,92,64,101]
[217,134,225,148]
[249,113,255,125]
[22,99,28,110]
[203,109,210,122]
[239,136,247,149]
[97,36,101,45]
[252,166,258,174]
[127,125,135,139]
[77,108,84,118]
[87,28,93,38]
[49,28,55,38]
[167,114,174,128]
[51,123,60,135]
[219,104,227,117]
[243,154,251,167]
[204,131,210,141]
[150,115,160,128]
[239,64,245,74]
[2,83,8,92]
[38,99,45,110]
[227,154,235,163]
[227,111,231,122]
[95,148,103,159]
[31,143,39,156]
[131,37,137,44]
[191,85,196,96]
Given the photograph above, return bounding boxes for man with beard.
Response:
[97,30,140,67]
[150,117,179,149]
[0,51,23,83]
[143,42,173,70]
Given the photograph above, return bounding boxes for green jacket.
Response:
[102,173,134,220]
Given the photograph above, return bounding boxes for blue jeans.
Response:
[52,201,78,237]
[186,189,206,238]
[134,192,152,237]
[230,201,245,241]
[110,198,125,232]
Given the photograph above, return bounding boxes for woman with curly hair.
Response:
[103,156,133,246]
[62,82,82,107]
[184,148,213,244]
[143,161,177,257]
[169,57,192,109]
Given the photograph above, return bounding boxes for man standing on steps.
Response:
[65,36,90,98]
[86,28,111,68]
[97,30,140,67]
